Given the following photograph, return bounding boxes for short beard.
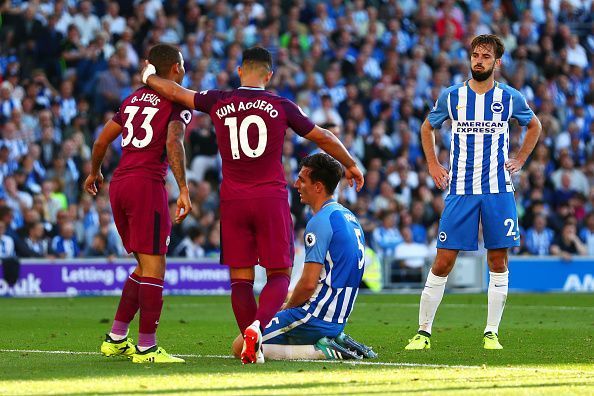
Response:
[471,66,494,82]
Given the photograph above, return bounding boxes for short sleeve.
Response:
[170,103,193,125]
[510,89,534,126]
[112,110,123,126]
[281,99,315,137]
[193,89,222,114]
[427,90,450,129]
[304,217,333,264]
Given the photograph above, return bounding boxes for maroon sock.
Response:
[138,277,164,349]
[255,273,290,330]
[230,278,257,333]
[111,272,141,336]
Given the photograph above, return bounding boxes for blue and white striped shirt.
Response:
[428,80,535,195]
[301,200,365,324]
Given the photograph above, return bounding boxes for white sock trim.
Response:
[108,332,127,341]
[426,270,448,286]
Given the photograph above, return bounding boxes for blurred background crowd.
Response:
[0,0,592,269]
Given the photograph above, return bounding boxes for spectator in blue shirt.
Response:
[51,221,79,258]
[525,214,556,256]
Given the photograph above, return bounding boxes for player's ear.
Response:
[495,58,502,69]
[265,70,273,83]
[237,66,242,78]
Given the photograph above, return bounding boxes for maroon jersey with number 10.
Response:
[193,87,315,201]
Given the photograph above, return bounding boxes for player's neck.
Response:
[312,197,335,214]
[468,78,495,95]
[239,79,265,89]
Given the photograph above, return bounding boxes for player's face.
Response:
[470,44,500,82]
[294,167,316,205]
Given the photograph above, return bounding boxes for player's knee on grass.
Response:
[232,334,243,358]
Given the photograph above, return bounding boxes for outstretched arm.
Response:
[505,115,542,174]
[141,62,197,109]
[303,125,364,191]
[166,120,192,224]
[84,120,122,195]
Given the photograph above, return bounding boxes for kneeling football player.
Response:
[232,154,376,362]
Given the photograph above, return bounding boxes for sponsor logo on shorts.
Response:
[439,232,447,242]
[166,236,170,246]
[305,232,316,247]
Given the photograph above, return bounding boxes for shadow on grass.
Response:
[48,379,594,396]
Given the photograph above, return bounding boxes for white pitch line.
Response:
[1,349,592,374]
[356,303,594,311]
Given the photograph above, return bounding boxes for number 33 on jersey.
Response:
[111,87,193,182]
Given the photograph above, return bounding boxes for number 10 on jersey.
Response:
[224,115,268,159]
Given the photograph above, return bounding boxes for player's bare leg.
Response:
[101,256,142,358]
[484,248,508,349]
[130,253,183,363]
[406,249,458,350]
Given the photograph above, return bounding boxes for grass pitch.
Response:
[0,293,593,395]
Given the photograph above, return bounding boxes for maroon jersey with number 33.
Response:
[193,87,315,201]
[111,86,193,182]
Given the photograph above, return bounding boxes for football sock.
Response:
[138,277,164,350]
[255,272,290,330]
[110,272,141,339]
[484,271,509,335]
[231,278,257,333]
[262,344,325,360]
[418,270,448,335]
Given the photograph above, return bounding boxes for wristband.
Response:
[141,63,156,84]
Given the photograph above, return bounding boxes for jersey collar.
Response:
[321,199,338,210]
[238,86,265,90]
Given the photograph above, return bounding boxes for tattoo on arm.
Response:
[166,121,187,189]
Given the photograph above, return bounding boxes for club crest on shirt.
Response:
[491,101,504,114]
[305,232,316,247]
[166,236,170,246]
[439,232,447,242]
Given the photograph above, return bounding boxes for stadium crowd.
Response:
[0,0,592,268]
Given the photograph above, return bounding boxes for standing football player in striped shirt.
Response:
[405,35,541,351]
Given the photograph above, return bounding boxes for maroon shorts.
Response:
[109,178,171,255]
[220,197,294,269]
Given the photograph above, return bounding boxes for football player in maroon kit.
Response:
[141,46,364,364]
[84,44,192,363]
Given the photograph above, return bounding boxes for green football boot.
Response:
[315,337,362,360]
[100,334,135,358]
[483,332,503,350]
[335,332,378,358]
[404,333,431,350]
[131,346,185,363]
